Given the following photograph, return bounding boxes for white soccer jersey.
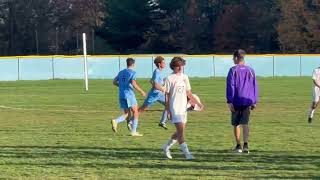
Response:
[164,73,191,123]
[312,68,320,102]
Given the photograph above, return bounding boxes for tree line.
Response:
[0,0,319,55]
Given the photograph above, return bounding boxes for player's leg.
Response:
[308,101,319,123]
[128,99,147,132]
[159,110,168,129]
[162,128,179,159]
[308,89,320,123]
[242,125,249,153]
[111,108,130,133]
[171,114,193,159]
[162,132,177,159]
[134,95,152,132]
[162,114,190,159]
[139,93,155,113]
[175,122,185,144]
[175,121,193,160]
[138,104,148,113]
[130,104,143,136]
[126,110,132,131]
[233,125,241,152]
[241,106,251,153]
[232,108,242,153]
[158,94,168,129]
[125,102,141,132]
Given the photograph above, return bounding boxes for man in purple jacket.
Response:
[226,49,258,154]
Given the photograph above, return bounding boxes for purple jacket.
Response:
[226,64,258,106]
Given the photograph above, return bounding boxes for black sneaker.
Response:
[308,117,312,124]
[158,123,168,130]
[243,144,249,154]
[233,144,242,153]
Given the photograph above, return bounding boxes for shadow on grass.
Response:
[0,145,319,179]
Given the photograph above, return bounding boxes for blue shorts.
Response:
[143,92,165,107]
[119,96,138,110]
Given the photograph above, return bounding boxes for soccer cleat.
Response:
[185,153,194,160]
[158,123,168,130]
[162,145,173,159]
[127,119,132,131]
[233,145,242,153]
[131,132,143,137]
[308,117,312,124]
[243,144,249,154]
[111,119,117,133]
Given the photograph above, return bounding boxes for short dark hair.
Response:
[154,56,164,68]
[170,57,186,70]
[233,49,246,60]
[126,58,135,67]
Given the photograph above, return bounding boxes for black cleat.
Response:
[243,144,249,154]
[233,145,242,153]
[308,117,312,124]
[158,123,168,130]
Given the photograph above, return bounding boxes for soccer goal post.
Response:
[82,33,89,91]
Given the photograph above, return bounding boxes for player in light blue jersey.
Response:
[138,56,169,130]
[111,58,146,136]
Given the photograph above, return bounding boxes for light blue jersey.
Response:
[151,69,164,94]
[144,68,165,107]
[115,68,137,109]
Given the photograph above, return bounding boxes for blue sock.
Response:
[160,110,168,125]
[131,119,138,133]
[115,115,126,124]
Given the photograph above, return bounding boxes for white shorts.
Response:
[313,87,320,102]
[171,113,188,124]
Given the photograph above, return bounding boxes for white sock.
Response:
[165,139,177,150]
[180,142,191,155]
[309,108,315,118]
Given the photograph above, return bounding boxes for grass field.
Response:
[0,77,319,179]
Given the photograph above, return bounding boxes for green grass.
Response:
[0,77,319,179]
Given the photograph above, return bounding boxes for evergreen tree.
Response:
[98,0,154,53]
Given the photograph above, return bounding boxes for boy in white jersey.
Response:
[162,57,204,160]
[308,67,320,123]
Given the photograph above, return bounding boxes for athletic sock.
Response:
[164,139,177,150]
[160,110,168,125]
[115,115,126,124]
[180,142,191,155]
[309,108,315,118]
[236,144,241,149]
[131,119,139,134]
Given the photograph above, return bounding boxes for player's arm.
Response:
[312,70,320,88]
[313,79,320,88]
[150,71,165,93]
[165,93,170,111]
[185,76,204,110]
[151,80,165,93]
[226,69,235,112]
[251,69,258,110]
[164,78,171,118]
[132,80,146,97]
[186,91,204,111]
[165,92,171,119]
[113,75,119,87]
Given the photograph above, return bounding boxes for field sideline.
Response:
[0,77,319,179]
